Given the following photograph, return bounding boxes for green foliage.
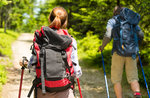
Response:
[0,0,36,32]
[0,28,18,92]
[21,0,55,33]
[138,29,150,88]
[0,58,13,91]
[138,66,150,89]
[77,30,112,71]
[78,31,100,60]
[68,28,82,39]
[22,15,39,33]
[0,0,11,8]
[0,65,7,91]
[0,28,19,57]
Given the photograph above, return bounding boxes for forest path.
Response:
[2,33,34,98]
[1,33,136,98]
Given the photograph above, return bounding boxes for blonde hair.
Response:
[49,7,68,29]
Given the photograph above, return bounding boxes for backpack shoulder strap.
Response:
[113,15,121,25]
[113,16,124,48]
[134,25,139,49]
[33,26,46,44]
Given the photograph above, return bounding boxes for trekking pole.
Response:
[18,56,28,98]
[101,52,110,98]
[138,53,150,98]
[77,78,82,98]
[18,66,25,98]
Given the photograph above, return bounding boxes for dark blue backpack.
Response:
[112,8,141,59]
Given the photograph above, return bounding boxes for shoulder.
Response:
[72,37,77,44]
[106,18,116,28]
[108,17,116,24]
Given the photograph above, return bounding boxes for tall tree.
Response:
[0,0,36,32]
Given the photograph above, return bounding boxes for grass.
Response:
[0,28,20,58]
[0,65,7,91]
[0,28,20,91]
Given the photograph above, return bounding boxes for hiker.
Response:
[99,6,144,98]
[19,7,82,98]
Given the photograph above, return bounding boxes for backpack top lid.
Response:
[120,8,140,25]
[43,26,72,50]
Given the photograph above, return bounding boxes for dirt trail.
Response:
[2,33,34,98]
[1,33,139,98]
[76,67,135,98]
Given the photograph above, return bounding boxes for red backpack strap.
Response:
[40,26,45,36]
[56,29,69,36]
[33,26,46,43]
[62,29,69,35]
[32,27,45,77]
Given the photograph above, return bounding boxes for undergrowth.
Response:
[0,28,19,91]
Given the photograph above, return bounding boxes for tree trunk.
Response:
[4,5,11,33]
[0,7,3,28]
[117,0,120,6]
[4,17,7,33]
[0,17,3,28]
[68,7,72,28]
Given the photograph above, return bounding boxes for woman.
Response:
[19,7,82,98]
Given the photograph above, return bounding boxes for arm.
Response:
[136,25,144,40]
[71,38,82,78]
[27,54,37,69]
[19,47,37,69]
[99,18,115,51]
[19,30,42,68]
[99,37,111,51]
[135,25,144,45]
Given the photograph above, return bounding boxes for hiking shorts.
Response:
[36,88,74,98]
[111,52,139,84]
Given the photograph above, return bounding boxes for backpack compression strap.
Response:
[40,47,46,94]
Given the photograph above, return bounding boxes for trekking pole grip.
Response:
[22,56,28,68]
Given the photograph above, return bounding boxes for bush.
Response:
[138,52,150,90]
[138,66,150,86]
[0,65,7,91]
[0,28,19,57]
[77,31,101,67]
[0,28,19,91]
[138,32,150,89]
[76,30,112,73]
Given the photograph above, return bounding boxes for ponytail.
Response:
[49,7,68,29]
[61,16,68,29]
[49,16,61,29]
